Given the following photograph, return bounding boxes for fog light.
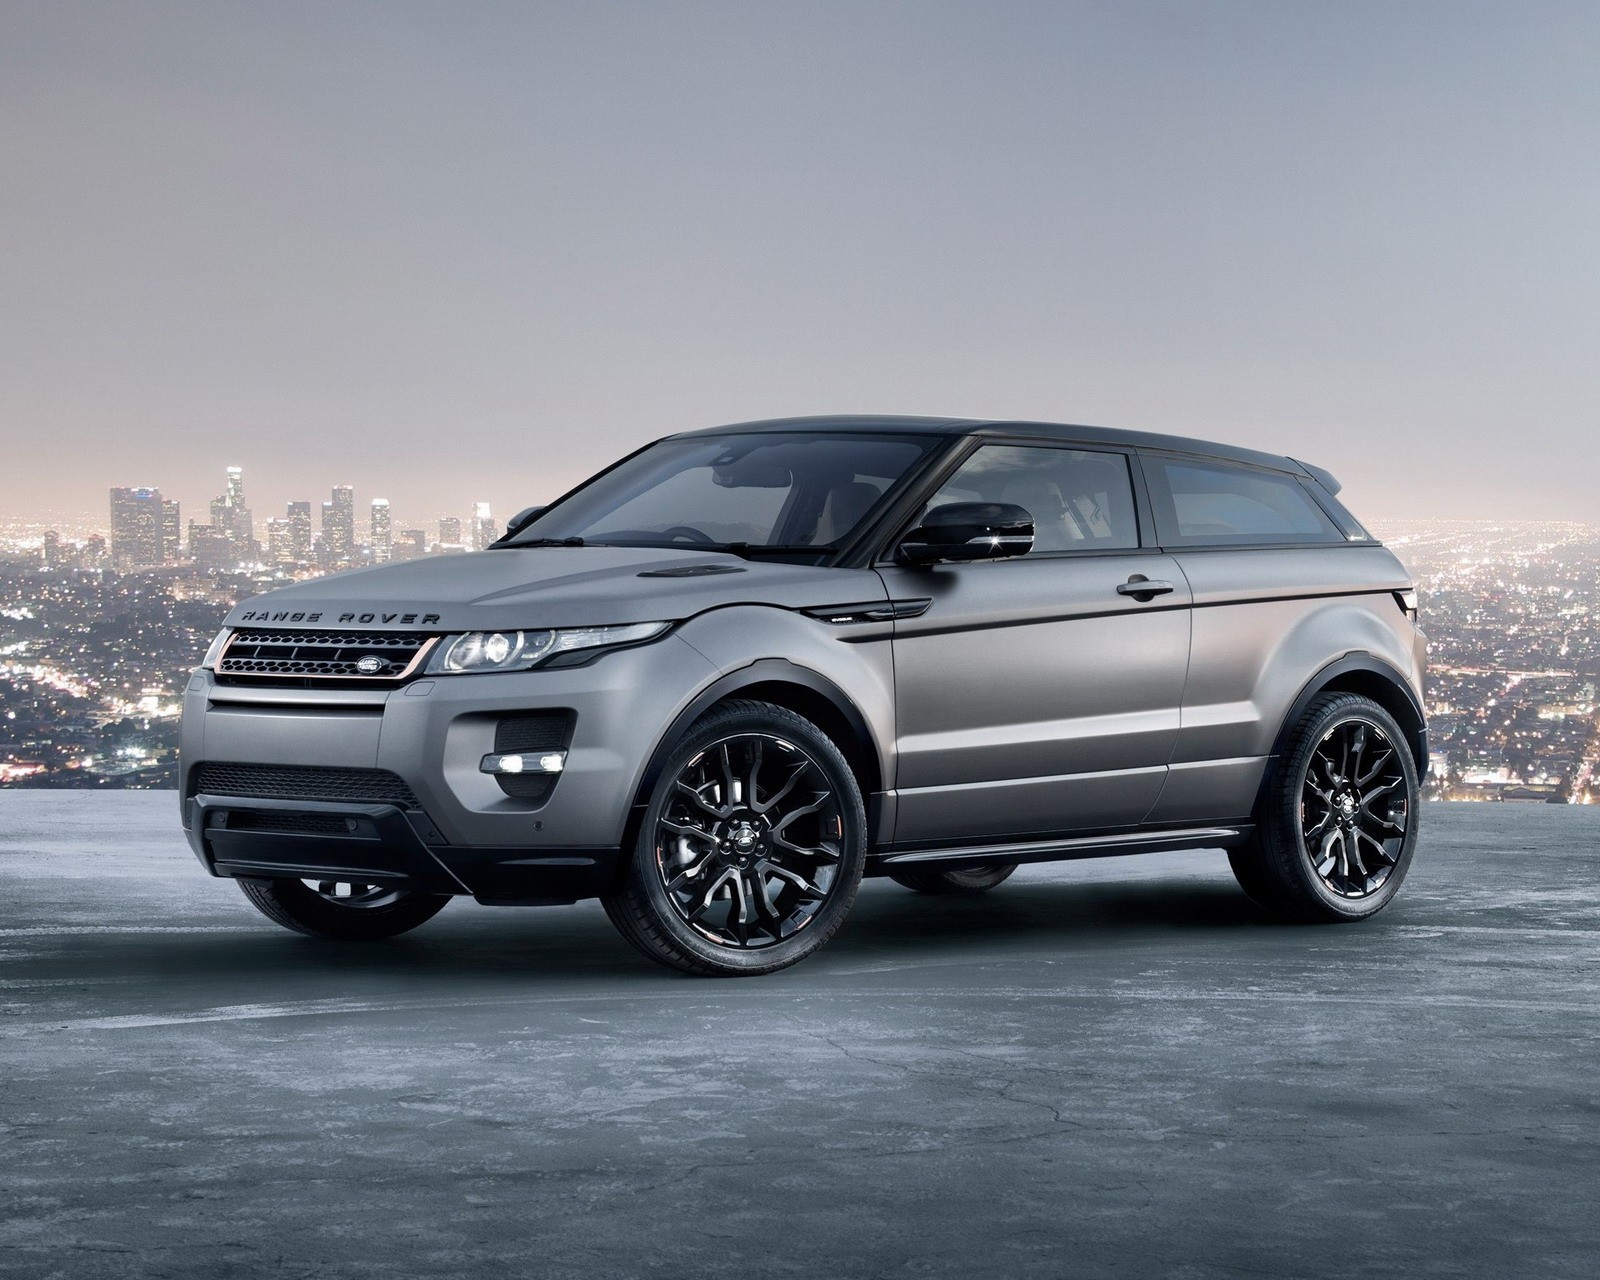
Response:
[480,751,566,775]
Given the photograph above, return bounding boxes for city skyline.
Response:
[94,464,505,571]
[4,4,1600,528]
[0,475,523,549]
[0,463,508,555]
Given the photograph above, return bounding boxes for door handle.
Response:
[1117,576,1175,600]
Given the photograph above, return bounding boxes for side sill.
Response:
[869,825,1254,872]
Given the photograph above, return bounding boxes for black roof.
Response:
[675,415,1340,492]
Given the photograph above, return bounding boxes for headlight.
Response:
[200,628,233,669]
[425,622,671,674]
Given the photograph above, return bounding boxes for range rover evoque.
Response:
[181,417,1427,975]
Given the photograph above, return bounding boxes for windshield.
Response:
[506,432,942,556]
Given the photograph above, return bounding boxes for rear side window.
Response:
[1147,456,1344,546]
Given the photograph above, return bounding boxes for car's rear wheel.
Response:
[1229,692,1420,922]
[888,863,1018,895]
[602,700,868,976]
[237,877,450,940]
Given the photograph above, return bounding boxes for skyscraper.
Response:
[265,518,296,564]
[438,516,463,547]
[192,465,256,565]
[370,498,392,562]
[205,465,255,561]
[287,502,313,562]
[188,519,234,571]
[109,487,172,569]
[227,466,254,554]
[322,485,355,565]
[160,499,181,563]
[471,501,497,551]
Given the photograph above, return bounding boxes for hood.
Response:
[224,546,889,632]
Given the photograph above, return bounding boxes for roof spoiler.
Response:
[1290,457,1342,495]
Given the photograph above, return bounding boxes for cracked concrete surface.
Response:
[1,795,1597,1278]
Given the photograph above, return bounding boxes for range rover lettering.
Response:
[180,417,1427,976]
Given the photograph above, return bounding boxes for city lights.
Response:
[1,505,1596,799]
[0,465,508,787]
[1376,519,1600,804]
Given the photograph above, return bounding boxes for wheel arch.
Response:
[614,660,887,888]
[1254,653,1428,814]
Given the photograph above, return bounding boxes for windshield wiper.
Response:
[508,537,590,548]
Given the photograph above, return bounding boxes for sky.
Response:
[1,0,1598,533]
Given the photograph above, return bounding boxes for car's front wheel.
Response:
[237,877,450,940]
[1229,692,1421,922]
[602,700,868,976]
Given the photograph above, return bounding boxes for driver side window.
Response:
[922,445,1140,553]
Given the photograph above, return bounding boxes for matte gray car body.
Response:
[179,416,1426,936]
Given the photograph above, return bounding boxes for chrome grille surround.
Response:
[217,629,438,681]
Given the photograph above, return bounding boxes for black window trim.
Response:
[1137,448,1360,552]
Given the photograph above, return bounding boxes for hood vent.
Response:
[637,564,746,579]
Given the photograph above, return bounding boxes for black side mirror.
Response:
[503,506,545,538]
[897,502,1035,565]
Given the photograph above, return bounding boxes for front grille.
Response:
[218,629,435,681]
[195,763,421,809]
[493,711,575,802]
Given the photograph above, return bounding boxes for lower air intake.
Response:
[194,763,422,809]
[493,711,576,802]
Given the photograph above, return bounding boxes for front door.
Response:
[877,443,1192,846]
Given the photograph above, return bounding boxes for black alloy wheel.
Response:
[1299,718,1409,898]
[603,701,867,975]
[657,734,845,948]
[1228,692,1421,923]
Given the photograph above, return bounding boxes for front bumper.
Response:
[178,633,720,901]
[184,793,619,903]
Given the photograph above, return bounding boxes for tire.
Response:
[888,863,1018,895]
[237,876,450,940]
[602,700,868,976]
[1229,692,1421,923]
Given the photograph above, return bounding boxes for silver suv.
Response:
[180,417,1427,975]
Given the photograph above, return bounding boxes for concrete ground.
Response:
[1,795,1596,1279]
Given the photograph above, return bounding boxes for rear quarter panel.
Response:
[1149,545,1420,824]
